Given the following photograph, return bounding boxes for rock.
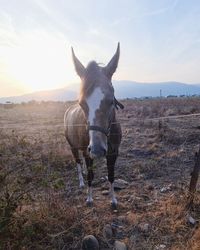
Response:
[111,223,123,229]
[155,244,166,249]
[159,244,166,249]
[187,215,196,225]
[103,224,113,239]
[100,176,108,182]
[114,179,129,190]
[102,190,109,195]
[82,235,99,250]
[137,174,144,180]
[114,240,127,250]
[160,184,172,193]
[147,202,154,206]
[117,215,127,223]
[138,223,150,233]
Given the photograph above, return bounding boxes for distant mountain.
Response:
[1,81,200,103]
[113,81,200,99]
[0,87,77,103]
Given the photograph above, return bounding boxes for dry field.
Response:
[0,97,200,250]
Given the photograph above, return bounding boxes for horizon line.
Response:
[1,79,200,99]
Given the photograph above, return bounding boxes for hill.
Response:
[1,81,200,103]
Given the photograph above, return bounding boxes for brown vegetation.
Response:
[0,97,200,249]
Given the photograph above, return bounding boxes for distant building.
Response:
[4,101,14,109]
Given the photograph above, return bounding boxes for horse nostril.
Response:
[88,146,91,152]
[88,145,106,158]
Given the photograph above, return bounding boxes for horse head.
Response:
[71,43,120,159]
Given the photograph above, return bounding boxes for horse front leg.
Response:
[107,154,118,209]
[83,153,94,206]
[71,148,85,188]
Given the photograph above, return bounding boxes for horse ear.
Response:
[71,47,85,78]
[104,42,120,79]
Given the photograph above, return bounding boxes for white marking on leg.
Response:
[82,157,87,174]
[110,182,117,205]
[86,186,93,203]
[77,163,84,188]
[79,151,87,174]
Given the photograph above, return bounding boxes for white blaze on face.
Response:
[86,87,104,126]
[86,87,106,151]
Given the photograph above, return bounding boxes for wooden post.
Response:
[188,146,200,206]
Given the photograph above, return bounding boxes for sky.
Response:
[1,0,200,97]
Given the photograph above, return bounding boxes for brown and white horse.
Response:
[64,43,123,208]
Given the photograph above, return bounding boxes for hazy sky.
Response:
[1,0,200,97]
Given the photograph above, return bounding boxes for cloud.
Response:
[0,11,19,47]
[110,0,179,27]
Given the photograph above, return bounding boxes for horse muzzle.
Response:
[88,144,107,159]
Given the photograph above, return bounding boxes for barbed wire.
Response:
[1,110,199,190]
[1,112,200,130]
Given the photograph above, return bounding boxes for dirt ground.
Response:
[0,98,200,250]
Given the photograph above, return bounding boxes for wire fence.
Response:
[1,107,199,204]
[1,112,200,130]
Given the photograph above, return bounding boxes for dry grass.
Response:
[0,98,200,249]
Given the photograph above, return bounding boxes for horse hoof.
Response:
[86,201,93,207]
[111,202,118,210]
[79,183,85,189]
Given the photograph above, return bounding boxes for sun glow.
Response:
[3,32,75,93]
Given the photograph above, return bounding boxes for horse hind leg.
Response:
[71,148,85,188]
[107,154,118,209]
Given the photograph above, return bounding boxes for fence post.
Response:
[188,146,200,206]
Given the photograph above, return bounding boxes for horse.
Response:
[64,43,123,208]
